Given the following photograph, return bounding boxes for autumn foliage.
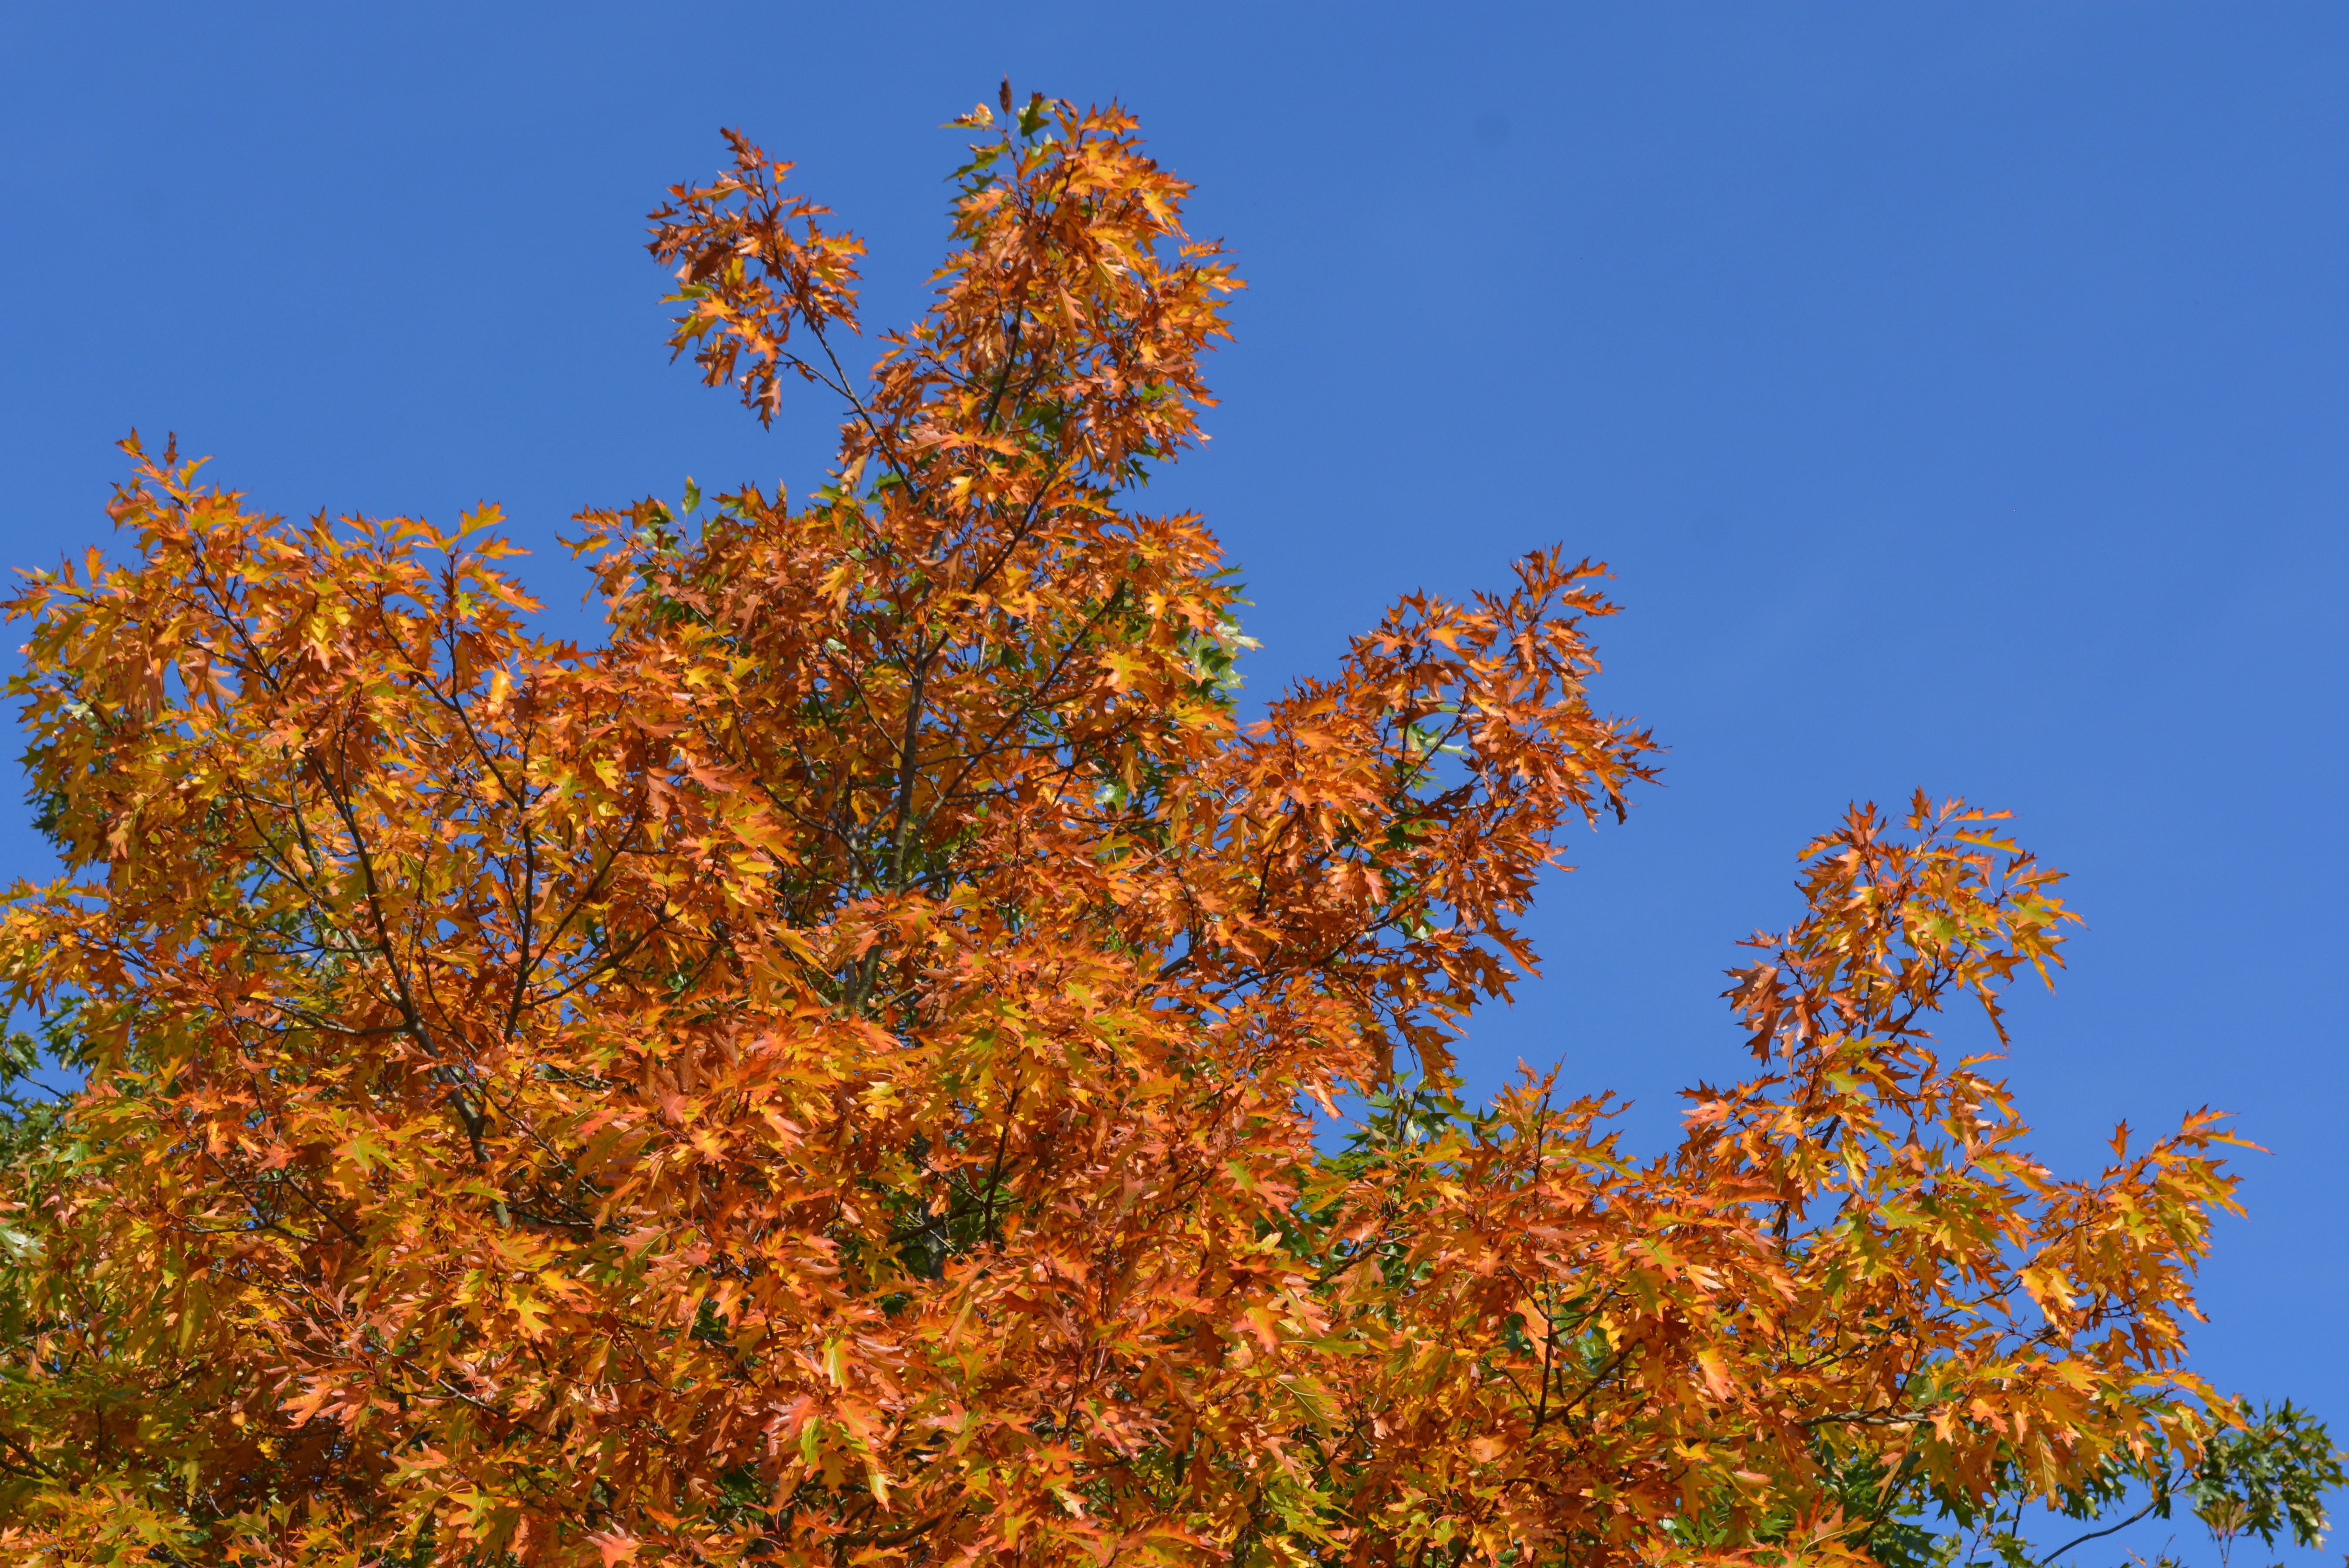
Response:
[0,91,2307,1568]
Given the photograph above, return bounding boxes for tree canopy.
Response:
[0,88,2336,1568]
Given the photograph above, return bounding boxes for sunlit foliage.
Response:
[0,88,2334,1568]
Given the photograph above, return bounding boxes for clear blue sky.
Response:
[3,6,2342,1560]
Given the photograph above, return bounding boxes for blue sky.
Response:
[3,5,2343,1560]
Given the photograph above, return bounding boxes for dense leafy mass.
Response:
[0,90,2335,1568]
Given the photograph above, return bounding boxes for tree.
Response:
[0,88,2335,1568]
